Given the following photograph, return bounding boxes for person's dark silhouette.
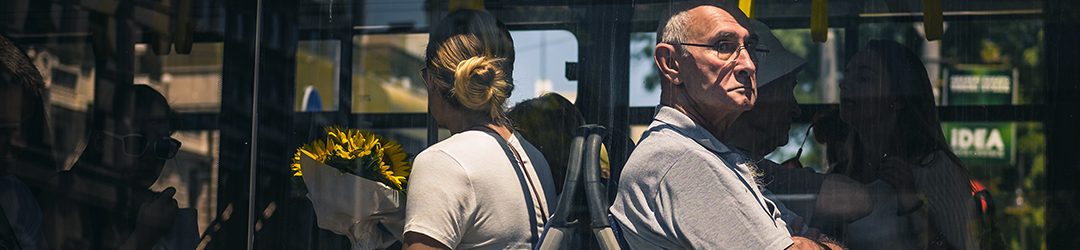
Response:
[41,84,182,250]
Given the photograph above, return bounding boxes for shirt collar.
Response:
[651,105,733,155]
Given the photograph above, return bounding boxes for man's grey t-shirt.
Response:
[610,106,793,250]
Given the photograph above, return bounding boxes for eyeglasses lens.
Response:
[715,42,738,61]
[123,135,149,156]
[154,138,182,159]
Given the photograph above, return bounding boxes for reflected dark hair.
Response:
[862,39,965,167]
[0,35,45,95]
[91,84,180,135]
[852,40,978,248]
[1,34,59,191]
[425,9,515,127]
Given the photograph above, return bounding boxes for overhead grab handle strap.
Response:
[811,0,828,43]
[923,0,944,41]
[450,0,485,13]
[739,0,755,19]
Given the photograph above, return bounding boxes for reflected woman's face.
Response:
[96,94,175,188]
[839,49,894,129]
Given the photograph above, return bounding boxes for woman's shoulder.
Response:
[427,131,498,149]
[414,131,504,170]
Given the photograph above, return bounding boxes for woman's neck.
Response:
[448,114,512,140]
[851,119,906,183]
[463,123,512,140]
[853,112,904,155]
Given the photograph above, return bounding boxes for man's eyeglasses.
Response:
[101,131,182,160]
[679,41,769,63]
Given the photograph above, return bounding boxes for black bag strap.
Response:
[488,132,545,247]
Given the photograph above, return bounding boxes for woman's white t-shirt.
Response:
[404,131,556,250]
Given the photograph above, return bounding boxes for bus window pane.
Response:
[629,32,660,107]
[352,34,429,113]
[507,30,579,105]
[296,40,340,111]
[136,43,225,114]
[858,20,1044,106]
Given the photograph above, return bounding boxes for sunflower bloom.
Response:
[292,126,413,191]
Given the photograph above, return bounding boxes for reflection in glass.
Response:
[352,34,429,113]
[508,30,579,105]
[296,40,341,112]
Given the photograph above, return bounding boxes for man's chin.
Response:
[737,101,755,111]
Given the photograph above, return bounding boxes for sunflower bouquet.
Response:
[291,125,411,190]
[292,126,412,249]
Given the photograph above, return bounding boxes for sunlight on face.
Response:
[679,5,759,119]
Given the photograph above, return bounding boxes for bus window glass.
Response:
[629,31,660,107]
[859,20,1044,106]
[296,40,341,111]
[353,34,429,113]
[508,30,579,105]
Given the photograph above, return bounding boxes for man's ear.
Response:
[654,43,682,85]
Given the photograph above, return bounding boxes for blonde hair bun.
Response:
[453,56,511,119]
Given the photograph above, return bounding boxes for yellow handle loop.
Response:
[739,0,755,19]
[450,0,485,13]
[923,0,943,41]
[811,0,828,43]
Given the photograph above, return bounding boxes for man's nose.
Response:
[733,47,756,76]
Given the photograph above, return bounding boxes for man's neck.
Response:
[721,124,773,157]
[663,101,739,140]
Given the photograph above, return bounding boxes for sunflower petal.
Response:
[296,126,413,190]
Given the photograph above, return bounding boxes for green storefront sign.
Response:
[943,65,1016,165]
[942,122,1014,165]
[945,67,1014,105]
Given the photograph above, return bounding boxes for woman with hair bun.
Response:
[403,9,556,250]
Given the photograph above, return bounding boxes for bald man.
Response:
[610,3,841,250]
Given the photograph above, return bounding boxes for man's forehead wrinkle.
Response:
[692,6,752,43]
[684,8,710,41]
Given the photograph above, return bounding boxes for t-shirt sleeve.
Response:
[403,149,475,249]
[657,153,794,250]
